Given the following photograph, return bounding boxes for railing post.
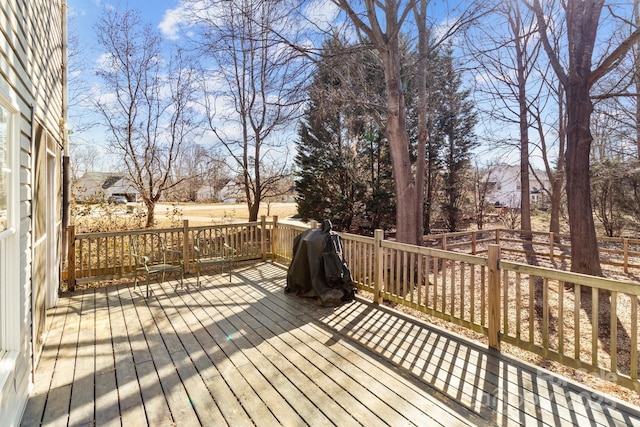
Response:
[624,238,629,274]
[488,244,501,350]
[471,231,476,255]
[261,215,267,261]
[310,220,318,229]
[68,225,76,292]
[272,215,279,261]
[442,234,447,251]
[495,229,500,244]
[549,232,554,262]
[183,220,190,273]
[373,229,384,304]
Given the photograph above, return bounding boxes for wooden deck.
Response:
[20,262,640,426]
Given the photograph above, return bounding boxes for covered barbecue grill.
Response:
[285,220,356,307]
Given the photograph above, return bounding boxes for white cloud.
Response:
[159,4,191,40]
[303,0,339,27]
[95,52,115,72]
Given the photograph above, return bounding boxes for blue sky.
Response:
[68,0,181,58]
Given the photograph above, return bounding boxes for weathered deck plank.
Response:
[21,262,640,427]
[67,288,96,427]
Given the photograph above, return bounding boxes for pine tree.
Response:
[434,51,478,232]
[294,37,367,230]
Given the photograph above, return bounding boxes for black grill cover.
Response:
[285,220,356,307]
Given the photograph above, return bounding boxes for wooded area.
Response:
[69,0,640,280]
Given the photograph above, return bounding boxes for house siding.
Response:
[0,0,64,426]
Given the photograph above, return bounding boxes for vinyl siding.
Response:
[0,0,64,425]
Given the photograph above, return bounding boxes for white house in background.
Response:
[484,165,550,208]
[73,172,140,202]
[219,180,245,203]
[196,184,218,202]
[106,177,140,201]
[0,1,66,425]
[73,171,113,201]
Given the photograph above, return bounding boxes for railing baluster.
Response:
[557,279,564,355]
[611,291,618,373]
[459,262,465,321]
[450,260,455,316]
[592,286,599,366]
[515,272,521,340]
[632,296,638,380]
[503,269,509,335]
[543,278,549,350]
[470,264,475,324]
[575,284,581,360]
[480,265,485,328]
[441,257,447,313]
[529,275,534,344]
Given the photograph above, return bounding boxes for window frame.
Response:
[0,85,20,370]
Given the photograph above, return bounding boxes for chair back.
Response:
[131,233,168,265]
[195,228,230,259]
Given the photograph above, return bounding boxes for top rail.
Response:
[65,217,279,289]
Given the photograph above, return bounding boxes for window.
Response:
[0,99,17,358]
[0,105,7,232]
[0,104,10,357]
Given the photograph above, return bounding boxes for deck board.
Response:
[21,262,640,427]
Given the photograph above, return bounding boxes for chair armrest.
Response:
[166,247,183,259]
[224,245,234,259]
[131,254,150,264]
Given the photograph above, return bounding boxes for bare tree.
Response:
[183,0,307,221]
[528,0,640,276]
[95,8,201,227]
[168,143,225,202]
[473,160,500,230]
[468,1,544,232]
[68,144,99,182]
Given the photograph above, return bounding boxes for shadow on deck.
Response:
[21,262,640,426]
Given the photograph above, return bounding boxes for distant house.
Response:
[483,165,550,208]
[73,171,112,201]
[107,177,140,201]
[73,172,140,202]
[219,180,245,203]
[196,184,218,202]
[0,1,66,425]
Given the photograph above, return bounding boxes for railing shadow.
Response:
[23,262,640,427]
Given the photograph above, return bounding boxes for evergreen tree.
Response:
[433,52,478,232]
[358,124,396,231]
[296,38,476,235]
[294,37,369,231]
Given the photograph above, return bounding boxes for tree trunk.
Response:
[382,46,420,245]
[565,82,603,276]
[549,175,563,234]
[414,0,428,243]
[425,156,434,232]
[518,78,531,232]
[145,200,155,228]
[249,200,260,222]
[512,1,531,232]
[550,83,565,235]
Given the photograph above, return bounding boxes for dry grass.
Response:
[153,202,299,227]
